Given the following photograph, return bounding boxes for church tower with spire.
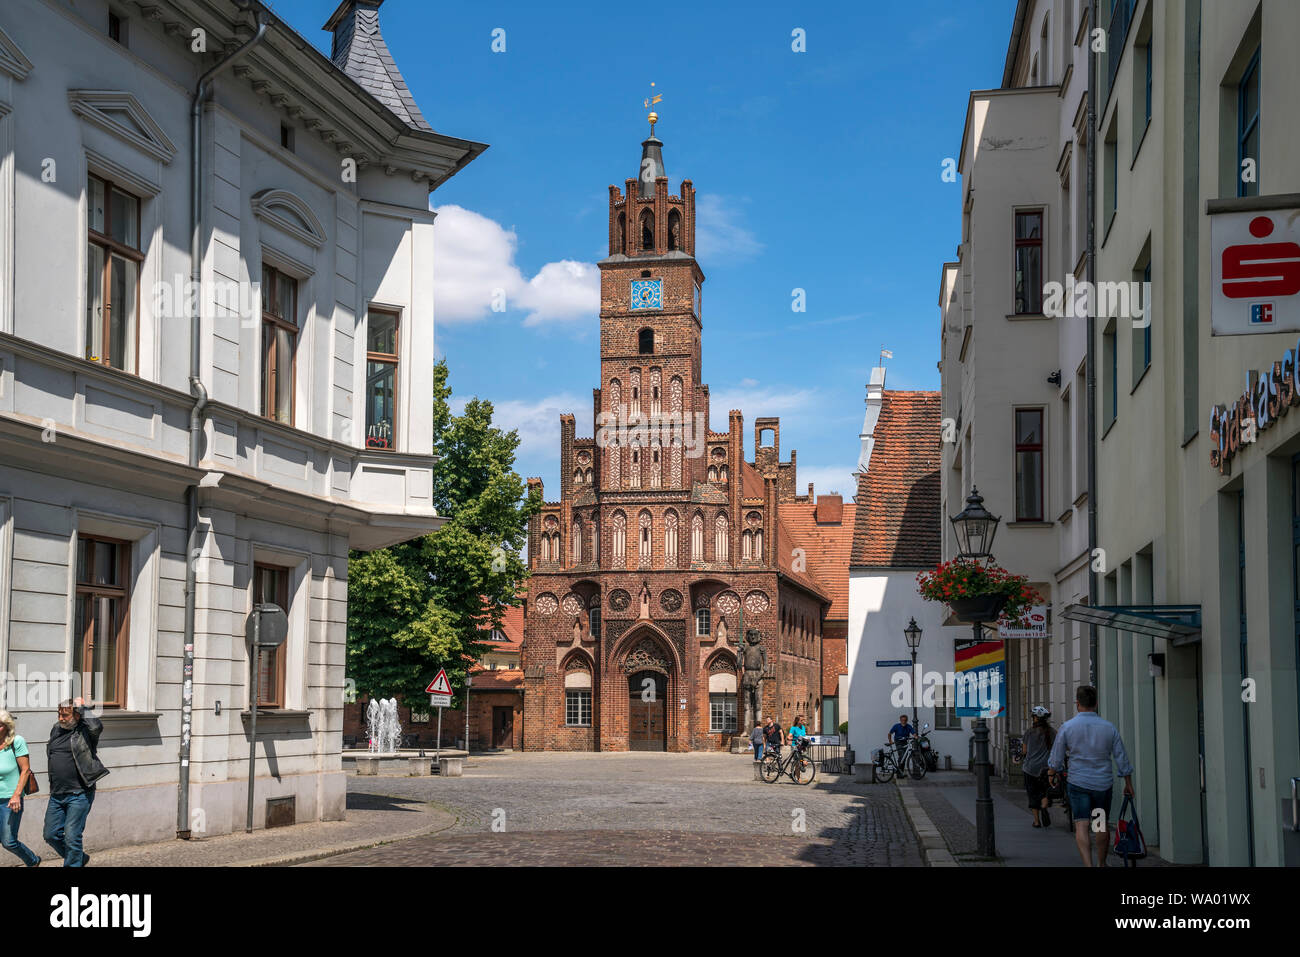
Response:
[521,114,836,754]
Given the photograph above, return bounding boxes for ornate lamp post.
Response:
[949,487,1002,858]
[903,617,922,730]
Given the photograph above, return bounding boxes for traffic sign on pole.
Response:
[426,669,453,696]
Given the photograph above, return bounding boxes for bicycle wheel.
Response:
[759,753,781,783]
[873,760,895,783]
[909,751,927,779]
[793,753,817,785]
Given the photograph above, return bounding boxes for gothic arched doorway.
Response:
[628,671,666,752]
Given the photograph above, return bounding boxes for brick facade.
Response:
[521,129,841,752]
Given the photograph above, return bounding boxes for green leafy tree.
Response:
[347,360,539,704]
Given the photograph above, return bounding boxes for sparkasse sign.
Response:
[1211,207,1300,335]
[1208,336,1300,473]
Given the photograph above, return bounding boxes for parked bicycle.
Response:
[759,738,816,785]
[871,735,926,782]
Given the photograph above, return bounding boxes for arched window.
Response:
[691,513,704,561]
[667,208,681,251]
[670,436,682,487]
[754,528,763,561]
[571,519,582,562]
[715,513,729,562]
[589,522,599,562]
[707,466,718,482]
[612,511,627,563]
[585,468,593,484]
[616,211,626,253]
[540,533,551,562]
[639,510,653,564]
[719,465,728,482]
[664,510,679,565]
[742,530,753,560]
[650,444,661,489]
[573,468,582,484]
[640,208,654,250]
[629,441,641,488]
[639,328,654,354]
[649,368,661,416]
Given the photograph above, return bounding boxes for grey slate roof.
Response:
[638,136,666,197]
[324,0,431,132]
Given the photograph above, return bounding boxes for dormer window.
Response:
[639,328,654,354]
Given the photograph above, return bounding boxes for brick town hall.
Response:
[521,121,854,752]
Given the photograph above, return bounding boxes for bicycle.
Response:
[871,736,926,783]
[759,739,816,785]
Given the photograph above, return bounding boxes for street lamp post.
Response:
[903,617,922,730]
[949,487,1002,859]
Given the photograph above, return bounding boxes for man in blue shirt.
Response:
[888,714,915,767]
[1047,685,1134,867]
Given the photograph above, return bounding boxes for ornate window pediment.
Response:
[252,189,326,249]
[67,90,176,163]
[0,27,33,83]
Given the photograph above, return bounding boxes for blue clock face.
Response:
[630,278,663,310]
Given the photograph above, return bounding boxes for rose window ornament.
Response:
[535,593,558,616]
[561,593,584,616]
[743,590,770,615]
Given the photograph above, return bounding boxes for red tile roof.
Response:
[850,391,942,568]
[480,596,525,651]
[466,668,524,692]
[777,499,857,619]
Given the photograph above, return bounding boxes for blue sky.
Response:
[269,0,1015,497]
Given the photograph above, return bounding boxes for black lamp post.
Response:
[903,617,922,729]
[949,486,1002,858]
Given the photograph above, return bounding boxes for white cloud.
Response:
[708,383,819,431]
[431,205,599,326]
[694,194,764,261]
[795,464,859,500]
[488,391,587,465]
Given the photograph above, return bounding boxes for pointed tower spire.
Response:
[638,134,666,198]
[324,0,431,131]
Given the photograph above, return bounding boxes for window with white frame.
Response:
[565,690,591,727]
[696,607,711,637]
[709,693,737,733]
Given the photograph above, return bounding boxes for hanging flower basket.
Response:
[916,560,1041,629]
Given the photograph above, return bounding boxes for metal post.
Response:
[972,620,995,857]
[435,701,442,764]
[246,609,260,834]
[911,647,919,729]
[463,677,471,752]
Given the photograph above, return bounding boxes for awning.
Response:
[1062,604,1201,643]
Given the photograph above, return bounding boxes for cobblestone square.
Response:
[302,751,923,867]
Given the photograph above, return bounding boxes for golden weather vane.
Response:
[644,82,663,135]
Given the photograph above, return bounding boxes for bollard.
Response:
[356,755,379,776]
[438,756,464,777]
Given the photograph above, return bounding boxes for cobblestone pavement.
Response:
[12,789,455,868]
[908,770,1176,867]
[300,751,923,867]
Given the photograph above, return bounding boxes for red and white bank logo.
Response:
[1212,209,1300,335]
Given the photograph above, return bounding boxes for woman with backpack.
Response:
[1023,705,1055,828]
[0,709,42,866]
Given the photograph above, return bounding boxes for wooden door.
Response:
[493,706,513,748]
[628,671,666,751]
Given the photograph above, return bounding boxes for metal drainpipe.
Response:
[1086,0,1099,687]
[178,6,269,840]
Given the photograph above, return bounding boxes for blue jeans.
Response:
[753,742,764,761]
[1066,782,1113,824]
[44,789,95,867]
[0,796,41,866]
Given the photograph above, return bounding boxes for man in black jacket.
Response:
[43,697,108,867]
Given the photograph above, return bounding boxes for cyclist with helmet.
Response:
[1024,705,1056,827]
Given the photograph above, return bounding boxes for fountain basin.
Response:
[343,748,468,776]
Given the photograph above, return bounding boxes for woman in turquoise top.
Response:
[789,716,809,746]
[0,709,41,866]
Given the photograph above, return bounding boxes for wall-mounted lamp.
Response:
[1148,653,1165,678]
